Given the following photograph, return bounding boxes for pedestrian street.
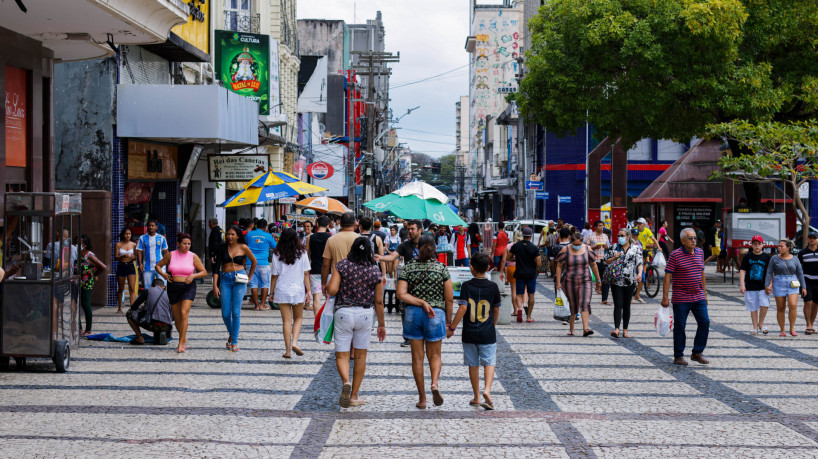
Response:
[3,268,818,458]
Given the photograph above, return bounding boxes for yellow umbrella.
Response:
[221,169,327,208]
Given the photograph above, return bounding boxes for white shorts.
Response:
[309,274,323,295]
[333,307,373,351]
[744,290,770,312]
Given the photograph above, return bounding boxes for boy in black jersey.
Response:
[447,253,501,410]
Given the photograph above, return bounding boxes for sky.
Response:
[297,0,469,158]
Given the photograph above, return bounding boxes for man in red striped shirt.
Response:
[661,227,711,366]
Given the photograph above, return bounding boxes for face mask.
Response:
[618,237,627,245]
[571,244,583,250]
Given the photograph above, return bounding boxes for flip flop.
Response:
[415,402,427,409]
[282,353,292,359]
[610,331,620,338]
[469,401,481,406]
[431,386,444,406]
[349,400,366,407]
[567,332,575,336]
[623,331,632,338]
[583,330,594,337]
[481,393,494,410]
[339,383,352,408]
[292,346,304,356]
[526,318,534,323]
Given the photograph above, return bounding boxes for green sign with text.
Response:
[215,30,270,115]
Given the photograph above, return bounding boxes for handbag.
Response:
[235,272,249,284]
[783,258,801,288]
[603,247,627,285]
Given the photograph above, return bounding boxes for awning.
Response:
[117,84,259,148]
[632,139,724,203]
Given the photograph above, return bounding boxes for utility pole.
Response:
[515,54,526,220]
[347,72,356,212]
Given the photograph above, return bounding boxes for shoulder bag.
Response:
[225,245,249,284]
[783,257,801,288]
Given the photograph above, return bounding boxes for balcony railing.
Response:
[223,11,260,33]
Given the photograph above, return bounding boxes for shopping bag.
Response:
[553,289,571,321]
[655,307,673,337]
[653,251,667,268]
[314,296,336,344]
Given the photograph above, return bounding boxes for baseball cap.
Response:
[636,218,647,224]
[809,232,818,238]
[631,228,640,235]
[522,227,533,236]
[751,235,764,243]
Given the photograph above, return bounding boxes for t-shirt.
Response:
[509,240,540,280]
[741,252,771,291]
[322,231,359,274]
[493,231,509,256]
[308,232,331,274]
[637,228,655,249]
[458,277,501,344]
[245,229,277,266]
[399,260,451,309]
[451,232,470,259]
[335,258,383,309]
[396,239,419,263]
[271,252,311,304]
[658,226,668,241]
[665,246,705,303]
[136,233,168,271]
[798,247,818,285]
[360,231,384,255]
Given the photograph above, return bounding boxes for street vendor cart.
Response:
[1,192,82,372]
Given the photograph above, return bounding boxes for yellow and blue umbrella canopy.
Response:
[221,169,327,208]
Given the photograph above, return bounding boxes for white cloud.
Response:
[297,0,468,157]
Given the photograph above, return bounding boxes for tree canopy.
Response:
[518,0,818,145]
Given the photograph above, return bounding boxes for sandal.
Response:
[623,331,631,338]
[282,353,292,359]
[431,386,444,406]
[469,400,481,406]
[349,400,366,407]
[567,332,575,336]
[292,346,304,356]
[526,318,534,323]
[791,331,799,337]
[415,402,427,409]
[610,330,620,338]
[780,332,787,337]
[226,339,232,350]
[583,330,594,337]
[339,382,352,408]
[176,345,187,353]
[230,345,240,352]
[481,393,494,411]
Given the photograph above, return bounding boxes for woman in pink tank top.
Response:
[155,233,207,353]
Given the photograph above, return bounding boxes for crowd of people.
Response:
[58,209,818,407]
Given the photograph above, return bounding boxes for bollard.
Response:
[491,270,512,325]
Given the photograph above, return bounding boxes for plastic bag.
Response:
[653,251,667,268]
[314,297,336,344]
[553,289,571,321]
[655,307,673,337]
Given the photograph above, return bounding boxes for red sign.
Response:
[306,161,334,180]
[125,182,154,206]
[5,66,27,167]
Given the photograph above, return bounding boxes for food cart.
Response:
[1,192,82,372]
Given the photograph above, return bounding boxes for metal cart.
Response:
[1,192,82,372]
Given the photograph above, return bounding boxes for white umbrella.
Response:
[392,181,448,204]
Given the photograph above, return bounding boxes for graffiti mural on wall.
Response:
[469,7,523,154]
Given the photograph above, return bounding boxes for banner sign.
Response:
[215,30,270,115]
[208,154,268,182]
[525,181,543,191]
[535,191,549,200]
[306,161,334,180]
[5,66,27,167]
[448,267,474,298]
[558,195,572,203]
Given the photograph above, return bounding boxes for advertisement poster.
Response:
[208,154,268,182]
[269,38,281,135]
[5,66,27,167]
[215,30,270,115]
[673,205,715,249]
[448,267,474,298]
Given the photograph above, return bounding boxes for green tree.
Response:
[518,0,818,145]
[709,120,818,245]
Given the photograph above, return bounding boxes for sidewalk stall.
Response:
[1,193,82,372]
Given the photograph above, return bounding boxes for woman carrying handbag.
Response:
[213,225,257,352]
[604,229,643,338]
[764,239,806,336]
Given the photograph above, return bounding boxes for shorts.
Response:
[455,258,470,267]
[493,256,502,268]
[334,306,373,351]
[143,270,167,288]
[167,281,196,304]
[711,247,721,257]
[515,278,536,295]
[804,283,818,303]
[116,261,136,277]
[772,275,799,297]
[744,290,770,312]
[505,265,516,281]
[309,274,323,294]
[463,342,497,367]
[249,265,271,289]
[403,305,446,342]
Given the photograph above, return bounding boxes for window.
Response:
[627,138,652,161]
[225,0,257,33]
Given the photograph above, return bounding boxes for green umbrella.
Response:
[364,194,466,226]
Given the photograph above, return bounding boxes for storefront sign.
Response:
[306,161,334,180]
[125,182,153,205]
[128,141,178,180]
[215,30,270,115]
[208,154,268,182]
[673,205,714,248]
[5,66,27,167]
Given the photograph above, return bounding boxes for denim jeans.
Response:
[672,299,710,357]
[220,271,247,345]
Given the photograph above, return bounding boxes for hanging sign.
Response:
[5,66,27,167]
[215,30,270,115]
[306,161,334,180]
[208,154,268,182]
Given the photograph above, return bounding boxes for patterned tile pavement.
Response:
[4,269,818,457]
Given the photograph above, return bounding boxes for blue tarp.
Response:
[85,333,173,343]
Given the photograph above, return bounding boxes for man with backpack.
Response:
[359,216,386,281]
[450,225,471,267]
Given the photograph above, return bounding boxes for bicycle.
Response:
[642,248,663,298]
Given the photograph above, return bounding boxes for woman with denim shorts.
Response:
[397,235,454,409]
[765,239,806,336]
[326,237,385,408]
[213,225,257,352]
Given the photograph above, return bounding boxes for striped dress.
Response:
[556,248,597,314]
